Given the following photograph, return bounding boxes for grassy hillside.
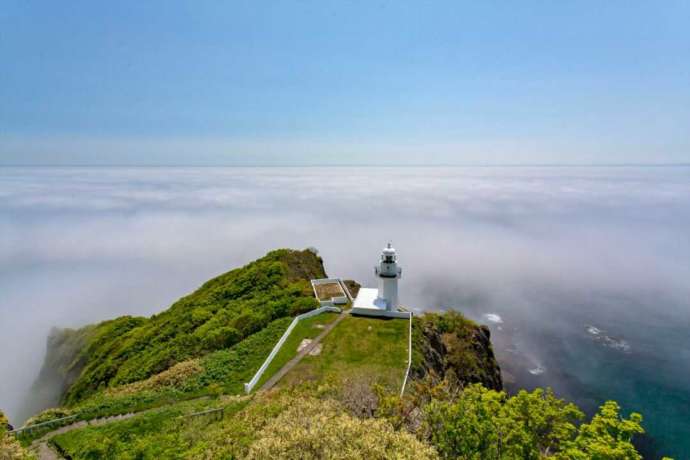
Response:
[71,317,295,418]
[17,249,652,459]
[35,249,325,406]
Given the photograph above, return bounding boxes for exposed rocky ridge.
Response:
[411,311,502,391]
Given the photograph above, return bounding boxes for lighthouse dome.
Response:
[382,243,396,256]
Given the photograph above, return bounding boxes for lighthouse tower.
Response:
[352,243,407,317]
[374,243,402,310]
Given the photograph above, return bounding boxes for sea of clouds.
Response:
[1,166,689,427]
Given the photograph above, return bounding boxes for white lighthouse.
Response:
[352,243,408,318]
[375,243,402,310]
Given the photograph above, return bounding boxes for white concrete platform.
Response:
[351,287,410,318]
[353,288,385,309]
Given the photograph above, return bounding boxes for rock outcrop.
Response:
[411,311,502,391]
[16,326,94,423]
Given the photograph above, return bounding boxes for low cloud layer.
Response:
[1,166,689,427]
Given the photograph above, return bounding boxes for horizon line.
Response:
[1,163,689,168]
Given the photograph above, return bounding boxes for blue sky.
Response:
[1,1,689,165]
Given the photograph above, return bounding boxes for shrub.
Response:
[556,401,644,460]
[103,359,203,397]
[1,409,32,460]
[24,407,74,427]
[422,384,646,460]
[207,384,223,399]
[246,397,438,460]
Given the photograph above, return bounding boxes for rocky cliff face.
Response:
[411,311,502,391]
[16,326,94,422]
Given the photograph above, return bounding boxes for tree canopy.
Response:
[421,384,645,460]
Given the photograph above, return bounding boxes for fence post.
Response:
[400,311,413,397]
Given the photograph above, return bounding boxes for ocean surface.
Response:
[1,166,688,458]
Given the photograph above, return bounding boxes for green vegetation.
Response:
[57,249,324,404]
[423,385,583,459]
[48,380,652,460]
[255,311,339,389]
[417,384,646,460]
[1,409,33,459]
[243,394,435,459]
[51,390,434,460]
[21,249,655,459]
[32,309,655,460]
[280,316,408,391]
[559,401,647,460]
[27,316,294,430]
[51,396,250,459]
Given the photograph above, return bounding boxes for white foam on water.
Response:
[586,325,602,335]
[604,337,631,352]
[528,365,546,375]
[484,313,504,324]
[586,325,631,353]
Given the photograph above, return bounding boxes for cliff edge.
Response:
[411,311,502,391]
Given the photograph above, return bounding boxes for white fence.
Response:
[244,306,341,393]
[400,312,413,397]
[9,414,78,436]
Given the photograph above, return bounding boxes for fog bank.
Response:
[1,166,689,432]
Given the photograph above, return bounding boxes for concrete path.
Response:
[35,441,60,460]
[30,412,140,460]
[259,310,348,392]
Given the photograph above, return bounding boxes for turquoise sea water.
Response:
[482,300,690,459]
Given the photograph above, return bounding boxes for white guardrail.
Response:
[244,306,341,393]
[400,311,413,397]
[9,414,79,436]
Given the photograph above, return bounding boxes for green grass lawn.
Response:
[280,315,409,391]
[255,311,339,389]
